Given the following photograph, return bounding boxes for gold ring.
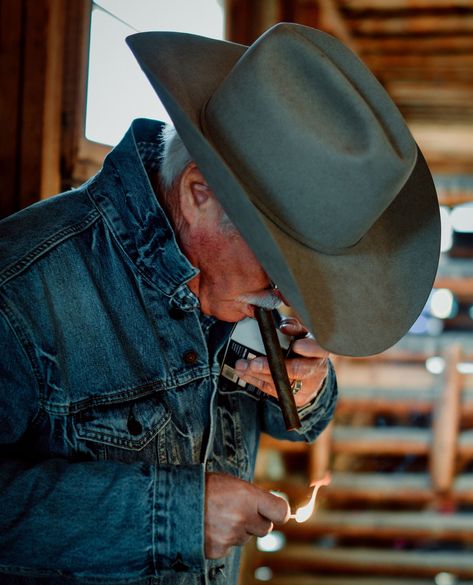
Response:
[291,379,303,394]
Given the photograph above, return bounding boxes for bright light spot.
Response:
[439,206,453,252]
[254,567,273,581]
[294,485,318,522]
[430,289,456,319]
[458,362,473,374]
[426,356,445,375]
[256,531,286,552]
[435,572,457,585]
[289,473,331,523]
[425,317,444,336]
[450,203,473,233]
[86,0,224,146]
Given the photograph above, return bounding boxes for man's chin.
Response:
[205,303,254,322]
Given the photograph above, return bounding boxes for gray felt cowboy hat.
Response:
[126,22,440,357]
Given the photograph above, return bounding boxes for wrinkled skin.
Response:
[173,164,329,558]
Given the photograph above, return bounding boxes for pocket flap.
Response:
[75,393,170,450]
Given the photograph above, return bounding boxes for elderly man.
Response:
[0,22,439,585]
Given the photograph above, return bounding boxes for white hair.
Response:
[159,123,235,231]
[159,124,192,190]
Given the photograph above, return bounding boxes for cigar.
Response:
[254,306,302,431]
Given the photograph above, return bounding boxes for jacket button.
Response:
[208,565,225,580]
[183,350,198,365]
[127,416,142,436]
[169,306,186,320]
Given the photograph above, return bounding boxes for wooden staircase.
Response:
[241,344,473,584]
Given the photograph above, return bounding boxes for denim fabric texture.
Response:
[0,119,338,584]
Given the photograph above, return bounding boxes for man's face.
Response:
[189,222,271,322]
[175,164,272,322]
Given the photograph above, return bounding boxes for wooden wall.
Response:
[0,0,88,219]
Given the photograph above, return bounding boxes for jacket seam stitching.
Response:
[42,367,211,415]
[0,209,100,288]
[85,183,167,295]
[0,297,43,425]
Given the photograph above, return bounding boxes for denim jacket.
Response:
[0,119,337,585]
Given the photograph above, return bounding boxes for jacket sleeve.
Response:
[0,308,205,579]
[260,358,338,442]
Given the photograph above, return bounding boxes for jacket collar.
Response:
[87,118,199,305]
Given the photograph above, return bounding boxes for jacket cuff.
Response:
[153,464,205,574]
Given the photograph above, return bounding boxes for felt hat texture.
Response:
[127,22,440,356]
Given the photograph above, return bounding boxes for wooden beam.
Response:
[357,34,473,55]
[409,123,473,175]
[323,472,434,503]
[282,510,473,542]
[364,53,473,71]
[262,473,473,504]
[0,0,23,218]
[60,0,91,191]
[337,386,434,415]
[280,0,322,29]
[308,421,332,482]
[331,427,430,455]
[348,14,473,36]
[318,0,359,53]
[387,82,473,108]
[40,0,65,198]
[18,0,49,210]
[373,63,473,82]
[256,546,473,577]
[264,578,472,585]
[434,277,473,298]
[260,434,308,453]
[225,0,272,44]
[430,345,462,492]
[341,0,473,10]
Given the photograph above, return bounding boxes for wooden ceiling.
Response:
[334,0,473,180]
[227,0,473,196]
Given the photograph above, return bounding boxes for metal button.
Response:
[127,416,142,436]
[169,306,186,320]
[208,565,225,580]
[183,350,198,365]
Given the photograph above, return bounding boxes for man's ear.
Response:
[178,163,214,226]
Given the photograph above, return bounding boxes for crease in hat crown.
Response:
[125,22,441,356]
[200,23,418,254]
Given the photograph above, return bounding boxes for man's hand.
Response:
[234,317,329,408]
[205,473,289,559]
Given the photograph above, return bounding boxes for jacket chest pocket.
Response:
[73,392,170,461]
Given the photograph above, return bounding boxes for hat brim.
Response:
[127,31,440,356]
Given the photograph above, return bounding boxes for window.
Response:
[86,0,225,146]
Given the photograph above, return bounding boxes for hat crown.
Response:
[203,23,417,252]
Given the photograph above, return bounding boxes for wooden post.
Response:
[0,0,68,216]
[309,421,333,483]
[429,344,462,493]
[0,0,23,217]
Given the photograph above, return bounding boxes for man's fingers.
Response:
[246,517,273,538]
[285,357,328,379]
[257,491,290,525]
[291,337,328,358]
[279,318,308,337]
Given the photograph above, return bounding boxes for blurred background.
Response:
[1,1,473,583]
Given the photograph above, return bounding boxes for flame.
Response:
[290,472,331,523]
